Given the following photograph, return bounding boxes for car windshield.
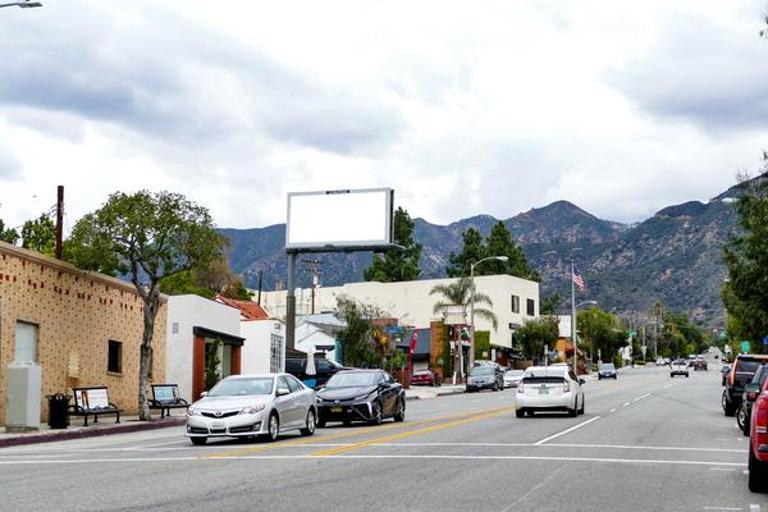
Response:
[599,364,615,370]
[326,372,379,387]
[469,367,495,376]
[737,360,765,373]
[207,378,274,397]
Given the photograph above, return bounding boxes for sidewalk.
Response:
[405,384,465,400]
[0,411,187,448]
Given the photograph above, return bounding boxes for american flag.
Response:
[572,268,585,292]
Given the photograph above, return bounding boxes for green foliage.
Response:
[20,214,56,256]
[0,218,19,244]
[204,338,222,390]
[474,331,490,359]
[335,296,387,368]
[446,222,538,281]
[383,349,408,373]
[515,317,559,360]
[429,277,498,330]
[364,207,422,282]
[540,293,563,315]
[159,271,216,299]
[440,325,453,376]
[577,307,622,362]
[159,257,252,300]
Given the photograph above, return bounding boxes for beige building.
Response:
[0,241,167,422]
[260,274,540,348]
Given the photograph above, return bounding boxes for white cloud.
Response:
[0,0,766,231]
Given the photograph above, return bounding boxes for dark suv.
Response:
[722,354,768,417]
[285,356,349,389]
[738,364,767,436]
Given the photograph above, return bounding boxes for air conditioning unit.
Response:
[5,362,42,432]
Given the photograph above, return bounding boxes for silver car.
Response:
[185,373,317,445]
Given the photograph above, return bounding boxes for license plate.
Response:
[331,406,343,413]
[211,422,224,429]
[538,388,549,395]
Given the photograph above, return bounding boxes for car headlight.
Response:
[240,404,266,415]
[188,407,202,417]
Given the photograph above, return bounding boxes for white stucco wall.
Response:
[295,323,337,360]
[166,295,241,401]
[261,275,539,348]
[241,319,285,374]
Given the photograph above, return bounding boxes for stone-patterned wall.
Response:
[0,242,167,421]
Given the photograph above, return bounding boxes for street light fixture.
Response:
[0,1,42,8]
[469,255,508,368]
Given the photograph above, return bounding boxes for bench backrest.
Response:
[72,386,111,411]
[151,384,182,404]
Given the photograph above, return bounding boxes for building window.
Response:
[270,333,284,373]
[172,322,179,334]
[15,321,38,363]
[526,299,536,317]
[511,295,520,314]
[108,340,123,373]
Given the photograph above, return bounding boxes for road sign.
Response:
[740,341,751,353]
[763,335,768,346]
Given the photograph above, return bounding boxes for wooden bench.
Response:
[149,384,189,418]
[70,386,122,426]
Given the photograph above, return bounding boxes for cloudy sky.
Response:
[1,1,767,233]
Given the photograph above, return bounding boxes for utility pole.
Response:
[54,185,63,259]
[302,258,323,315]
[256,270,263,305]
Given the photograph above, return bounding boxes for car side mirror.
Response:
[199,391,208,398]
[379,382,391,390]
[579,379,586,385]
[276,387,291,397]
[745,383,760,394]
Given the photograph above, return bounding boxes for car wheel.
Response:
[515,409,525,418]
[316,417,327,429]
[749,448,768,493]
[370,401,383,425]
[578,397,585,415]
[190,437,207,446]
[300,409,316,437]
[568,401,578,417]
[394,399,405,423]
[526,410,535,417]
[266,412,280,442]
[670,374,674,378]
[723,392,737,417]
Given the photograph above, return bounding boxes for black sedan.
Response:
[598,363,617,380]
[316,369,405,427]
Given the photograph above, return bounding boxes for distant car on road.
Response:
[185,373,317,445]
[315,369,405,426]
[411,369,439,387]
[656,358,671,366]
[597,363,617,380]
[670,360,689,378]
[466,364,504,392]
[738,364,767,436]
[515,366,585,418]
[723,354,768,417]
[690,357,708,371]
[503,369,524,388]
[747,374,768,492]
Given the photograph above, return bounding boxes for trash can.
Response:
[47,393,70,429]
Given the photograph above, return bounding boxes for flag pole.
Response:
[571,259,577,373]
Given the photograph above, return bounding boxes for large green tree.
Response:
[577,307,622,363]
[67,191,225,419]
[723,168,768,354]
[515,316,559,361]
[334,296,387,368]
[363,207,422,282]
[446,227,487,277]
[0,218,19,244]
[20,214,56,256]
[160,257,253,300]
[446,222,538,280]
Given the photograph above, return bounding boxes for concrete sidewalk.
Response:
[0,411,186,448]
[405,384,465,400]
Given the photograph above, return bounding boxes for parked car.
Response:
[411,369,439,387]
[466,364,504,392]
[503,369,524,388]
[722,364,731,386]
[185,373,317,445]
[690,357,708,371]
[597,363,617,380]
[723,354,768,417]
[515,366,585,417]
[747,375,768,493]
[315,369,405,426]
[670,359,689,378]
[285,356,349,388]
[656,358,671,367]
[738,364,767,436]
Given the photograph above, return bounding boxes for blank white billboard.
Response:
[286,188,394,251]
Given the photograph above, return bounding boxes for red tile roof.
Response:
[215,295,270,320]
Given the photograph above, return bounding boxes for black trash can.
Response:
[47,393,70,429]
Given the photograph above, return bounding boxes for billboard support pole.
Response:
[285,251,298,371]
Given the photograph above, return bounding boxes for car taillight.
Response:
[563,381,571,393]
[747,392,757,402]
[517,381,525,393]
[756,403,768,443]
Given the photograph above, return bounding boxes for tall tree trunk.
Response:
[138,286,159,421]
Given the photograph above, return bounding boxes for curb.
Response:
[0,417,185,449]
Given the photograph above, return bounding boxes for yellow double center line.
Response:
[206,405,517,459]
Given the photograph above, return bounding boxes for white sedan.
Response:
[515,366,585,417]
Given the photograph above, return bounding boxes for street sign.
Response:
[763,335,768,346]
[740,341,751,353]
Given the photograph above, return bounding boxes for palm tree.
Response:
[429,277,498,330]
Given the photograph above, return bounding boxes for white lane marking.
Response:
[542,443,744,454]
[134,440,186,449]
[623,402,631,407]
[750,505,761,512]
[663,383,675,389]
[0,454,747,467]
[633,393,651,402]
[702,508,743,511]
[609,408,617,413]
[708,467,740,472]
[532,416,602,446]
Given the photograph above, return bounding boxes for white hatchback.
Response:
[515,366,585,418]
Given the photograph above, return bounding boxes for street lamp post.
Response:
[0,1,42,8]
[469,255,508,368]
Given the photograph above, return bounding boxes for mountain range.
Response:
[221,186,740,327]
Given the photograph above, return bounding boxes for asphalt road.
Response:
[0,365,765,512]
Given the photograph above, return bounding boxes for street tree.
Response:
[485,221,540,280]
[67,191,225,419]
[540,293,563,315]
[160,257,253,300]
[334,296,388,368]
[514,317,559,361]
[364,207,422,282]
[20,213,56,256]
[0,218,19,244]
[446,227,486,277]
[429,277,498,330]
[577,307,621,363]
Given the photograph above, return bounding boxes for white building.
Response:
[240,319,285,374]
[261,275,539,348]
[294,313,346,360]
